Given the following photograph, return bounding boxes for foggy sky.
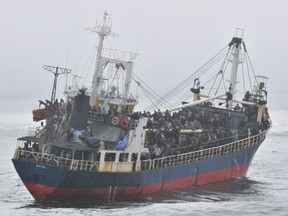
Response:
[1,0,288,111]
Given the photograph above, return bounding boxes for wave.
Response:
[265,111,288,134]
[267,130,288,138]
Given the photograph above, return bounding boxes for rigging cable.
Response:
[207,46,231,96]
[241,61,246,94]
[146,45,229,110]
[172,49,230,106]
[132,76,170,110]
[81,43,98,86]
[246,52,258,86]
[145,45,229,110]
[132,74,173,109]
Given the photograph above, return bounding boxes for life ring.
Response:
[121,119,129,129]
[112,117,119,125]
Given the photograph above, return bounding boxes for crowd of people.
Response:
[90,105,251,157]
[137,106,239,159]
[88,100,268,160]
[41,94,269,162]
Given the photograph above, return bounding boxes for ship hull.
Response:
[12,142,260,202]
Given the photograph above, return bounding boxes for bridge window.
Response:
[132,153,138,161]
[119,153,129,162]
[104,153,116,162]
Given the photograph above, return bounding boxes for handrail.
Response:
[142,130,266,171]
[13,130,266,173]
[13,149,99,171]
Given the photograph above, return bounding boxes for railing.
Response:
[141,130,266,171]
[99,47,139,61]
[13,149,99,171]
[14,130,266,173]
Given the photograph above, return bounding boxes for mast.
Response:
[227,28,244,110]
[43,65,71,103]
[43,65,71,141]
[86,11,118,108]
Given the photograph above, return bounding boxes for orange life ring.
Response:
[112,117,119,125]
[121,119,129,129]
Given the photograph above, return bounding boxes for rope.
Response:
[207,48,231,96]
[246,52,257,89]
[145,45,229,111]
[241,62,246,94]
[81,40,98,86]
[132,74,173,109]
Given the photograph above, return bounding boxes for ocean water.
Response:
[1,96,288,216]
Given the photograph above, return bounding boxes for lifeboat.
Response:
[32,108,49,121]
[32,100,50,121]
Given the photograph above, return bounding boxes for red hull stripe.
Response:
[24,163,250,201]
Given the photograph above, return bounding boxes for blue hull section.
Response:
[12,143,260,201]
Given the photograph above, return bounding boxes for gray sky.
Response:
[1,0,287,110]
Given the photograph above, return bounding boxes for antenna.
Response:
[85,11,118,38]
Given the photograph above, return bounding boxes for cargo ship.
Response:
[12,12,271,202]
